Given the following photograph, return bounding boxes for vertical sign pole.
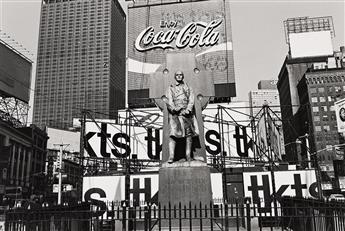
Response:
[58,145,63,205]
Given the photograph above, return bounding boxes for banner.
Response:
[83,175,124,203]
[339,176,345,191]
[85,102,254,160]
[254,111,284,161]
[243,170,317,213]
[0,42,31,103]
[267,115,283,160]
[256,113,268,159]
[83,173,223,207]
[85,121,161,160]
[335,98,345,133]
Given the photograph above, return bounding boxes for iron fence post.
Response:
[148,203,152,231]
[189,202,192,231]
[179,202,182,231]
[168,203,171,231]
[236,200,239,231]
[122,205,127,231]
[224,201,229,231]
[144,205,148,231]
[210,201,214,231]
[158,203,161,231]
[199,202,203,231]
[245,198,251,231]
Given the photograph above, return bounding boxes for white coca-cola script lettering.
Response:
[135,19,222,52]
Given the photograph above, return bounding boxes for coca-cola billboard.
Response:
[135,19,222,51]
[128,0,236,105]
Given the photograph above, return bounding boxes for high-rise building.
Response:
[249,80,280,118]
[249,80,284,160]
[277,16,345,171]
[296,65,345,171]
[33,0,126,129]
[258,80,278,90]
[127,0,236,106]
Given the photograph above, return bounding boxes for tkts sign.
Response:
[135,19,222,52]
[243,170,318,213]
[84,121,254,160]
[83,173,222,214]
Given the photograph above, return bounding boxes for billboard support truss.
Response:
[283,16,335,44]
[0,95,28,127]
[81,103,285,172]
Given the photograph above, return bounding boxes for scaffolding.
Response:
[284,16,335,44]
[0,31,32,127]
[0,94,29,128]
[79,103,285,173]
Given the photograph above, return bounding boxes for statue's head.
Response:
[174,70,184,83]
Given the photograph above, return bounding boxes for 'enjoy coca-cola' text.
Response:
[135,19,222,52]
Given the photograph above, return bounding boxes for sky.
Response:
[0,0,344,123]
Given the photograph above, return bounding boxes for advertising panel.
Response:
[83,173,223,206]
[82,175,125,229]
[47,127,80,152]
[128,0,236,103]
[243,170,317,214]
[85,102,254,160]
[253,112,284,161]
[339,176,345,191]
[0,42,31,103]
[85,121,162,160]
[334,98,345,133]
[83,175,125,203]
[267,115,283,160]
[289,31,333,58]
[256,114,268,159]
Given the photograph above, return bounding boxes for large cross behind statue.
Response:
[149,53,214,163]
[149,53,214,227]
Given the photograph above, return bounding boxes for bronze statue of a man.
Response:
[165,71,199,163]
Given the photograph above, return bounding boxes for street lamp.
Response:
[309,143,345,167]
[308,144,345,199]
[285,134,323,198]
[296,134,311,169]
[284,133,311,169]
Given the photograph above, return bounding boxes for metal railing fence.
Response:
[3,197,345,231]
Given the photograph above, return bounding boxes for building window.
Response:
[319,97,326,102]
[311,97,318,103]
[320,106,328,112]
[313,107,319,112]
[323,125,330,132]
[318,87,325,93]
[314,116,320,121]
[315,126,321,132]
[310,88,317,94]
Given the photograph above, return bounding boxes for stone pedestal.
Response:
[159,160,212,207]
[158,160,213,228]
